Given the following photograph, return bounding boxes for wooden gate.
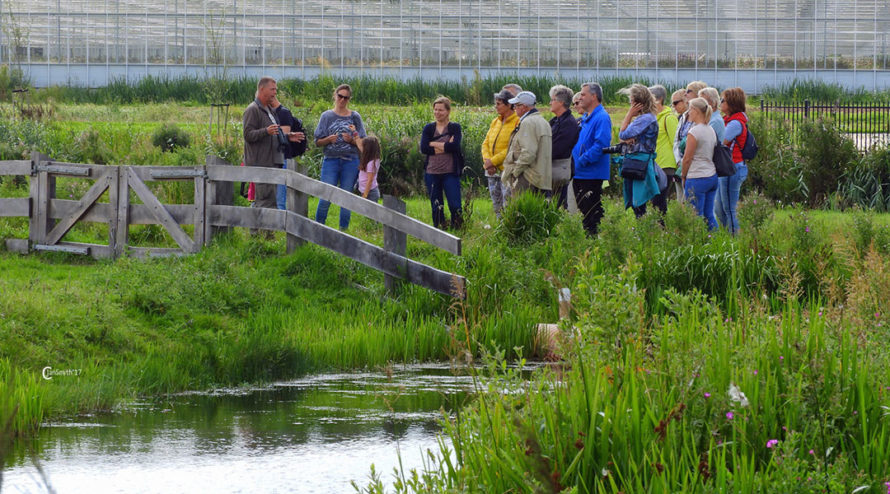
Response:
[0,154,465,298]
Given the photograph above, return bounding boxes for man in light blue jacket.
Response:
[571,82,613,236]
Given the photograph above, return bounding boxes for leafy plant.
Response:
[497,191,562,245]
[151,123,192,152]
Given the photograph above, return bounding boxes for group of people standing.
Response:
[243,77,381,234]
[243,75,753,238]
[473,80,752,236]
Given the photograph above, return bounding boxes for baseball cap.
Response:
[508,91,536,106]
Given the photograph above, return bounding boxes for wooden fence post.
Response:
[286,162,309,254]
[29,151,54,245]
[383,194,407,295]
[205,155,234,243]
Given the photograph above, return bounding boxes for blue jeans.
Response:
[276,159,288,210]
[685,174,719,230]
[424,172,463,230]
[714,162,748,235]
[315,156,360,230]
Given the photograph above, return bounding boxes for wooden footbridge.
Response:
[0,153,465,298]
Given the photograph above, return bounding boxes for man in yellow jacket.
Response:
[482,90,520,219]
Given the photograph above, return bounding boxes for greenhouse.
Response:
[1,0,888,90]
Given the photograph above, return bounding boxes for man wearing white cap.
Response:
[501,91,552,196]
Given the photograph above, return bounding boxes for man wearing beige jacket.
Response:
[502,91,552,196]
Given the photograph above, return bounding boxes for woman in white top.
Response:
[680,97,719,230]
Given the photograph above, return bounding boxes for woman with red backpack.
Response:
[716,87,750,235]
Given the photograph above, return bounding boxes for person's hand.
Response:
[628,103,644,117]
[288,131,306,142]
[342,132,354,144]
[483,158,495,174]
[266,124,280,135]
[328,134,339,144]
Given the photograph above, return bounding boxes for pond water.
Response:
[5,364,485,494]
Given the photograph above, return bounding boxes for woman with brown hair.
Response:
[420,97,464,230]
[313,83,367,231]
[716,87,750,234]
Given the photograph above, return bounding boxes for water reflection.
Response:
[6,364,481,494]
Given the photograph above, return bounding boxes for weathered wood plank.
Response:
[208,205,286,231]
[206,165,461,255]
[44,169,112,245]
[0,198,29,217]
[383,195,408,295]
[150,169,206,179]
[34,163,91,177]
[127,168,194,252]
[193,176,205,251]
[34,243,90,255]
[28,156,40,245]
[285,162,308,253]
[5,238,29,254]
[0,160,32,175]
[205,164,288,186]
[114,167,129,258]
[283,211,464,298]
[33,153,55,244]
[129,166,203,183]
[206,156,234,241]
[34,241,112,259]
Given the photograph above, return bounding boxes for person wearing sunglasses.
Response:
[314,83,367,231]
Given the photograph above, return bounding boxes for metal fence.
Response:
[1,0,889,91]
[760,99,890,150]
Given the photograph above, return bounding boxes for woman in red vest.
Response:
[716,87,750,235]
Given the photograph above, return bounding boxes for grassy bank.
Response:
[351,198,890,493]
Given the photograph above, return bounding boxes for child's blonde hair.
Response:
[360,135,381,171]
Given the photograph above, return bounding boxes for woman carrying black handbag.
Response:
[617,84,662,218]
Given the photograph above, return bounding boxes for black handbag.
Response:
[712,144,737,177]
[620,156,649,181]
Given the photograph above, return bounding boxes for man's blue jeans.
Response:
[714,162,748,235]
[315,156,360,230]
[424,172,463,230]
[685,174,719,231]
[276,159,288,210]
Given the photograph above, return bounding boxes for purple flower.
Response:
[704,392,711,398]
[726,411,734,420]
[753,370,758,375]
[766,439,779,449]
[779,356,784,361]
[809,449,815,455]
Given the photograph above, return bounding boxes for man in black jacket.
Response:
[270,96,307,210]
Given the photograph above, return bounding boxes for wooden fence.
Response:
[0,153,465,298]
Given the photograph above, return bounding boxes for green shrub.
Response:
[497,191,562,245]
[72,128,113,165]
[796,118,859,206]
[151,123,192,152]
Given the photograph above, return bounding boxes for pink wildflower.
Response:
[726,411,734,420]
[766,439,779,449]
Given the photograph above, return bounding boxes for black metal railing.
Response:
[760,99,890,151]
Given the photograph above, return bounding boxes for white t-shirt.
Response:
[686,123,717,179]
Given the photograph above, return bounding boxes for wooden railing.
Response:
[0,153,465,298]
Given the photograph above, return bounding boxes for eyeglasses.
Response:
[336,93,351,100]
[671,100,682,106]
